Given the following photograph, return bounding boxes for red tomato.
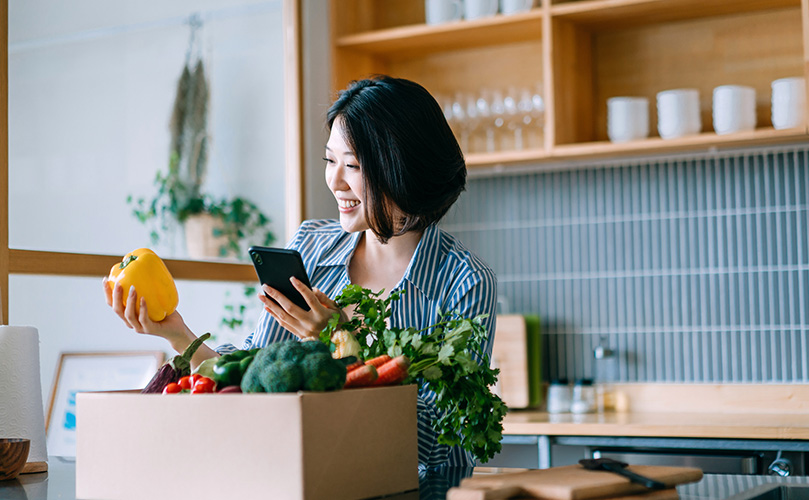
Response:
[162,382,182,394]
[190,373,202,384]
[193,377,215,394]
[178,376,193,391]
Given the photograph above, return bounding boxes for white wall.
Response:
[8,0,287,407]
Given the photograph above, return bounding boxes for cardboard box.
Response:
[76,385,418,500]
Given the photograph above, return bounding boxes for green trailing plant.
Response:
[320,285,507,463]
[128,58,274,258]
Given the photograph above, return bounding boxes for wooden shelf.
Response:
[329,0,809,171]
[335,10,543,59]
[8,249,256,282]
[465,127,809,168]
[551,0,801,29]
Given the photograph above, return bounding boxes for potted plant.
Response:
[128,58,274,259]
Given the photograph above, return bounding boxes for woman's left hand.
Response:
[259,277,346,340]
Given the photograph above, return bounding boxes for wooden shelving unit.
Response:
[329,0,809,169]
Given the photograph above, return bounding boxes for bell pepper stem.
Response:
[170,332,212,374]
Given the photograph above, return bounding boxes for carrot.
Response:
[373,355,410,386]
[344,364,378,388]
[364,354,392,368]
[345,360,365,373]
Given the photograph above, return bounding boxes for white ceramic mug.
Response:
[712,85,756,135]
[772,77,806,130]
[425,0,464,25]
[464,0,498,20]
[607,97,649,143]
[500,0,534,15]
[657,88,701,139]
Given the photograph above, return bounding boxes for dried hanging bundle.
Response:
[167,57,209,209]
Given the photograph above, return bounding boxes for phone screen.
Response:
[248,246,312,311]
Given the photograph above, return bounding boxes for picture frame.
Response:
[46,351,165,457]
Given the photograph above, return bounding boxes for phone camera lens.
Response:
[253,254,263,265]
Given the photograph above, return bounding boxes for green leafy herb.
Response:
[320,284,507,463]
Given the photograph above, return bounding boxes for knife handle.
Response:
[603,463,667,490]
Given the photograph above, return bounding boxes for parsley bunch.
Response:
[320,284,507,463]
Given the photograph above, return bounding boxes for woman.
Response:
[104,75,497,469]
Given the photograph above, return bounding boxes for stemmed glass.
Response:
[476,89,495,152]
[490,90,508,151]
[503,87,523,150]
[518,84,545,149]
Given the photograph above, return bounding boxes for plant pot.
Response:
[184,213,232,259]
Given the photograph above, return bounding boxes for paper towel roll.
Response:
[0,326,49,466]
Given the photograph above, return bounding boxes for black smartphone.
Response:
[248,246,312,311]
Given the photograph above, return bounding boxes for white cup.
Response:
[772,77,806,130]
[425,0,464,25]
[712,85,756,135]
[607,97,649,143]
[500,0,534,15]
[464,0,498,20]
[657,88,701,139]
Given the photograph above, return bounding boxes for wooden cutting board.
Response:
[447,464,702,500]
[492,314,541,409]
[493,489,680,500]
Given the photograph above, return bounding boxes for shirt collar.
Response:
[315,224,443,300]
[399,223,441,300]
[317,229,362,267]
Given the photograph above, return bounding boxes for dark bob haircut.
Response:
[327,75,466,243]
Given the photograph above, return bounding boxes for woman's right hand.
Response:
[102,276,189,344]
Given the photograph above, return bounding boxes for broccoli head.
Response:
[252,341,282,366]
[276,340,307,364]
[300,339,331,356]
[240,357,267,393]
[300,352,347,392]
[241,340,346,393]
[262,360,304,393]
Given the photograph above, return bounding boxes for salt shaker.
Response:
[546,379,571,414]
[571,378,596,414]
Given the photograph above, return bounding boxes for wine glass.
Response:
[450,92,470,151]
[517,84,545,149]
[490,89,507,151]
[529,84,545,148]
[503,87,522,150]
[476,89,495,152]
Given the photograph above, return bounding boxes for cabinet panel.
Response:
[551,19,594,146]
[388,41,543,97]
[330,0,424,36]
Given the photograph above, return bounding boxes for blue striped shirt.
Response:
[217,219,497,468]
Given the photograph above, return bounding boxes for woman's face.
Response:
[325,116,368,233]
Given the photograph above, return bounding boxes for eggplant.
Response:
[141,332,211,394]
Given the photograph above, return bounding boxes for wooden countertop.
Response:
[503,410,809,440]
[502,383,809,440]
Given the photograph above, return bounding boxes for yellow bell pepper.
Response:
[107,248,179,322]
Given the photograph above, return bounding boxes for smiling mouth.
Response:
[337,199,360,209]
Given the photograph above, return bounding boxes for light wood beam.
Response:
[1,0,8,325]
[284,0,305,240]
[9,250,256,283]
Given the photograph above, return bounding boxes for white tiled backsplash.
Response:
[444,144,809,383]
